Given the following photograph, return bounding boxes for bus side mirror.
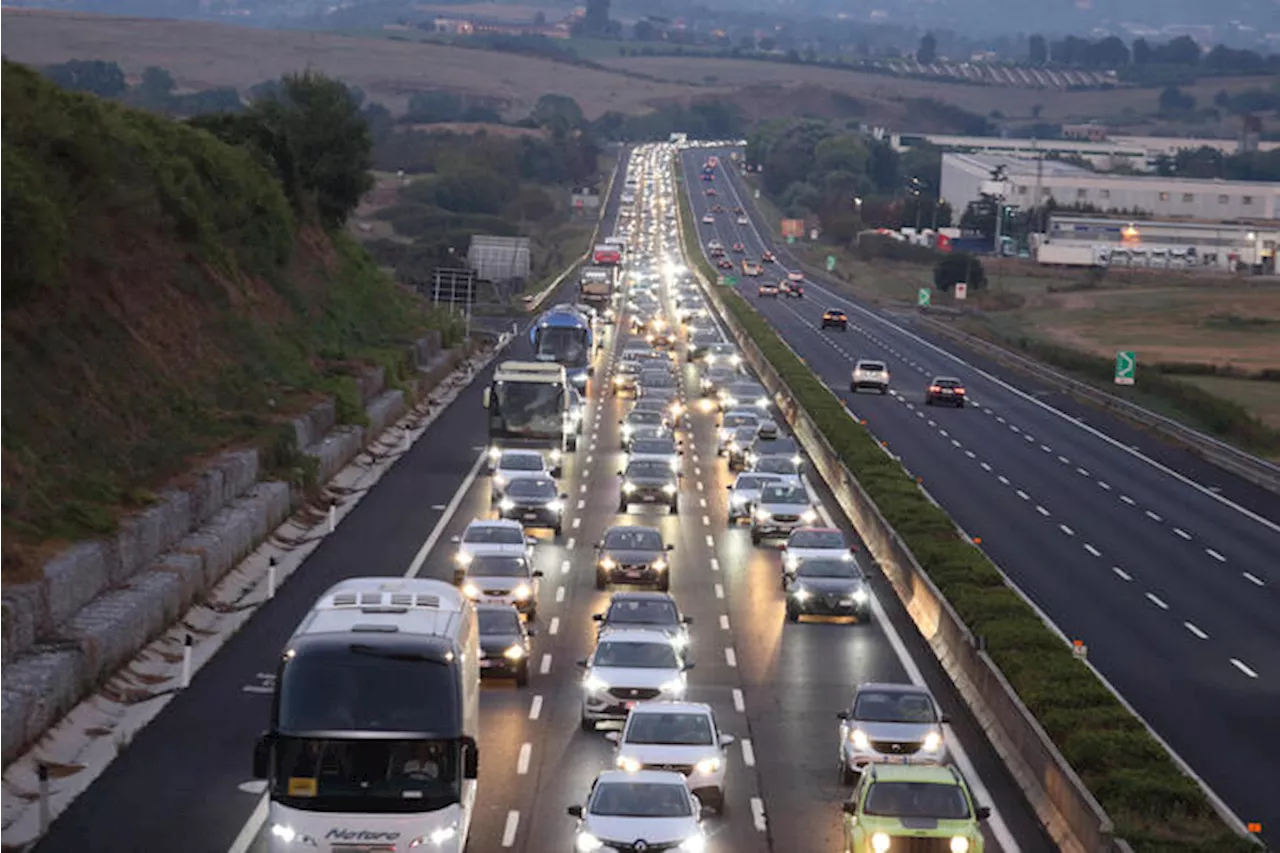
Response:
[462,736,479,780]
[253,733,272,779]
[482,388,491,409]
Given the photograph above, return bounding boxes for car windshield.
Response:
[500,454,544,471]
[723,414,760,429]
[854,690,939,723]
[606,598,678,626]
[627,461,671,479]
[761,484,807,503]
[627,411,664,426]
[710,345,736,356]
[935,378,962,388]
[733,427,758,441]
[756,458,798,475]
[603,528,664,551]
[590,782,692,818]
[467,556,530,577]
[864,782,970,820]
[789,530,845,549]
[735,475,776,491]
[632,440,675,455]
[593,640,679,669]
[625,712,714,746]
[506,478,556,499]
[859,362,886,372]
[730,384,765,398]
[796,559,859,578]
[463,526,523,544]
[477,608,522,634]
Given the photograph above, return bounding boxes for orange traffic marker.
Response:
[973,536,982,544]
[1247,823,1262,834]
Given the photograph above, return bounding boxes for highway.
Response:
[30,144,1051,853]
[682,146,1280,846]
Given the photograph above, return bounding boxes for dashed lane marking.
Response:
[719,614,730,630]
[540,653,552,675]
[502,811,519,847]
[1113,566,1133,581]
[517,743,532,775]
[714,583,725,599]
[1146,592,1169,610]
[1184,622,1209,640]
[1230,659,1259,679]
[741,738,756,767]
[732,687,745,712]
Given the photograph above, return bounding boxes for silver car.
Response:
[717,409,762,455]
[750,481,818,544]
[836,683,950,782]
[726,472,783,525]
[621,409,669,450]
[628,436,682,472]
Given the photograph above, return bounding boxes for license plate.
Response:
[480,660,494,668]
[483,598,507,605]
[942,389,953,395]
[523,512,539,520]
[642,495,655,502]
[625,569,643,578]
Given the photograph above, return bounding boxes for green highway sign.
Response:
[725,276,738,286]
[786,235,796,245]
[826,255,836,272]
[917,287,931,307]
[1114,350,1136,385]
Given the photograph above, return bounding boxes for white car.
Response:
[726,472,783,525]
[701,213,715,225]
[851,359,890,394]
[607,701,735,812]
[781,527,856,579]
[736,215,749,225]
[451,519,534,573]
[747,455,802,488]
[458,553,544,618]
[717,409,762,454]
[579,630,692,730]
[567,770,707,853]
[751,481,818,544]
[490,448,557,500]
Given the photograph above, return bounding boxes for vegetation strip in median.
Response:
[674,158,1253,853]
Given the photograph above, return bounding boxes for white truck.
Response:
[253,578,480,852]
[1035,242,1108,268]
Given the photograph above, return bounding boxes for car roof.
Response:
[466,518,523,530]
[826,307,846,313]
[609,590,679,603]
[866,764,961,786]
[856,681,934,698]
[790,526,840,535]
[595,628,680,645]
[604,524,663,536]
[593,769,689,787]
[501,448,544,458]
[932,376,963,383]
[856,359,885,366]
[627,700,712,717]
[474,602,524,615]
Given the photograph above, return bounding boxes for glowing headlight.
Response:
[669,460,680,472]
[622,425,634,437]
[584,674,609,692]
[455,552,473,566]
[547,499,564,513]
[678,835,707,853]
[801,510,818,524]
[493,474,508,488]
[669,402,684,415]
[651,559,668,572]
[694,757,722,774]
[755,397,769,408]
[576,832,605,853]
[850,729,870,750]
[504,644,525,660]
[487,446,502,461]
[462,583,480,598]
[721,396,738,408]
[755,508,771,521]
[600,556,617,570]
[662,484,677,495]
[872,832,891,853]
[792,587,811,602]
[727,442,739,453]
[613,375,625,385]
[499,498,515,511]
[731,494,747,506]
[791,455,802,465]
[550,449,563,462]
[853,588,869,604]
[270,824,315,845]
[410,824,459,847]
[950,837,970,853]
[730,355,742,366]
[670,633,689,649]
[699,398,715,412]
[923,731,943,752]
[616,755,642,772]
[659,677,686,695]
[623,481,638,493]
[512,584,532,601]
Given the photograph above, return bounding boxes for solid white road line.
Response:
[529,695,543,720]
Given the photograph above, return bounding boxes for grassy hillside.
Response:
[1,60,459,578]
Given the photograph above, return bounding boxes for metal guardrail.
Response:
[914,315,1280,496]
[524,147,627,315]
[673,172,1129,853]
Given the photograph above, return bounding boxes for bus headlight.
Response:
[872,832,891,853]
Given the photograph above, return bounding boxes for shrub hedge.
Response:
[674,160,1253,852]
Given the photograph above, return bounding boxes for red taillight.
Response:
[929,386,941,393]
[955,388,966,394]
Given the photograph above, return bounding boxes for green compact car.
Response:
[841,764,989,853]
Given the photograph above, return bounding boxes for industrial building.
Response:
[1036,214,1277,273]
[940,152,1280,222]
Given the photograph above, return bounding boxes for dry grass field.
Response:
[1180,376,1280,428]
[603,54,1275,124]
[0,9,714,117]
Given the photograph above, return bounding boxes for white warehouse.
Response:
[940,153,1280,222]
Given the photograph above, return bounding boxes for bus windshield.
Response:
[490,380,565,438]
[535,326,589,368]
[270,736,461,813]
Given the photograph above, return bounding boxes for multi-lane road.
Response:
[30,144,1055,853]
[683,146,1280,846]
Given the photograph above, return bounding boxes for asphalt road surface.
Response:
[683,146,1280,846]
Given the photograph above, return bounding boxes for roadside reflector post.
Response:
[328,500,337,533]
[1247,823,1262,834]
[181,634,194,688]
[972,536,982,545]
[1072,639,1088,660]
[267,557,277,599]
[37,763,50,833]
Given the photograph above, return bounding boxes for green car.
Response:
[840,764,989,853]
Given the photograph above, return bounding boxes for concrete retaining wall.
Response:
[0,330,462,767]
[685,230,1124,851]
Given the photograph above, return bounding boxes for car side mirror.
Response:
[567,805,584,819]
[616,470,624,476]
[683,662,696,671]
[850,546,858,554]
[836,710,850,720]
[526,626,538,637]
[576,659,589,668]
[604,731,621,743]
[977,806,991,821]
[682,616,694,624]
[252,733,272,779]
[561,493,569,500]
[461,735,479,779]
[719,733,736,747]
[592,613,604,622]
[842,802,859,816]
[532,570,544,578]
[939,713,951,724]
[450,535,461,544]
[526,537,538,546]
[666,544,674,551]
